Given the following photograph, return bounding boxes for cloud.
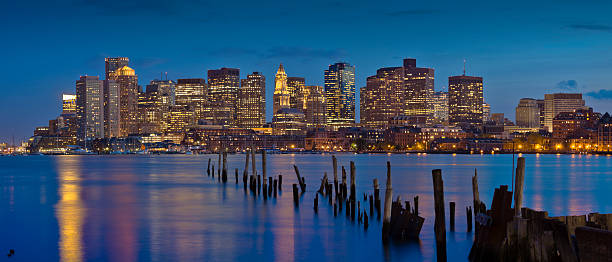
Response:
[385,9,439,16]
[586,89,612,100]
[565,24,612,32]
[555,80,579,90]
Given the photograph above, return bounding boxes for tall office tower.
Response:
[360,67,405,128]
[103,80,120,137]
[515,98,540,128]
[402,59,435,120]
[75,76,104,141]
[543,93,585,132]
[238,72,266,128]
[536,99,546,129]
[145,79,175,131]
[304,85,326,128]
[287,76,306,110]
[432,91,449,124]
[175,78,206,123]
[146,79,176,106]
[482,103,491,123]
[273,64,290,115]
[165,105,195,133]
[62,94,77,115]
[110,65,139,136]
[207,68,240,126]
[325,62,355,128]
[105,57,129,80]
[448,75,484,127]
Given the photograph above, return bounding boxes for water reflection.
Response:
[55,156,84,262]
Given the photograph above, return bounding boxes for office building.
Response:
[543,93,585,132]
[109,65,139,136]
[207,68,240,126]
[402,59,435,119]
[62,94,77,115]
[360,66,404,128]
[105,57,129,80]
[515,98,540,128]
[76,76,104,141]
[175,78,206,122]
[287,76,306,110]
[325,62,355,128]
[448,75,484,127]
[304,85,326,128]
[433,92,449,124]
[238,72,266,128]
[103,80,120,137]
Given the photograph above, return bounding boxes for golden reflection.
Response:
[55,156,84,262]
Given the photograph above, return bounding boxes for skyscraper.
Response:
[325,62,355,128]
[360,66,404,128]
[273,64,290,115]
[238,72,266,128]
[482,103,491,123]
[110,65,139,136]
[515,98,540,128]
[207,68,240,126]
[103,80,120,138]
[76,76,104,141]
[287,76,306,110]
[144,79,175,132]
[175,78,206,123]
[304,85,326,128]
[448,75,484,127]
[402,59,435,119]
[105,57,129,80]
[62,94,77,115]
[433,91,449,124]
[543,93,585,132]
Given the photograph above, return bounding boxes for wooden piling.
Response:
[374,178,381,219]
[350,161,356,200]
[292,184,299,207]
[466,206,472,232]
[262,150,267,187]
[251,147,256,178]
[364,210,369,230]
[318,172,328,195]
[294,165,306,193]
[212,165,215,178]
[382,161,393,244]
[222,151,227,183]
[314,194,318,213]
[334,202,337,217]
[235,168,238,184]
[207,158,211,176]
[278,175,282,189]
[514,157,525,217]
[432,169,447,262]
[369,195,374,216]
[273,178,278,197]
[217,151,221,177]
[472,169,481,234]
[268,177,273,197]
[414,196,419,215]
[450,201,456,232]
[341,166,347,198]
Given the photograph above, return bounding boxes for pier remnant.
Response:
[432,169,447,262]
[382,161,393,244]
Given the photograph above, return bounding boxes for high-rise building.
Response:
[110,65,139,136]
[146,79,176,107]
[105,57,129,80]
[165,105,195,134]
[325,62,355,128]
[143,79,175,132]
[543,93,585,132]
[360,67,404,128]
[536,99,546,129]
[62,94,77,115]
[238,72,266,128]
[76,76,104,141]
[515,98,540,128]
[433,92,449,124]
[448,75,484,127]
[482,102,491,123]
[175,78,206,123]
[402,59,435,120]
[287,76,306,110]
[273,64,291,115]
[304,85,326,128]
[103,80,120,138]
[207,68,240,126]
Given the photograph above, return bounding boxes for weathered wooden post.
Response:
[273,178,278,197]
[212,164,215,178]
[364,210,369,230]
[334,202,337,217]
[369,195,374,217]
[332,155,338,196]
[382,161,393,244]
[374,178,381,219]
[235,168,238,184]
[472,169,481,234]
[350,161,356,201]
[222,151,228,183]
[262,150,267,187]
[466,206,472,232]
[251,147,256,178]
[207,158,211,176]
[450,201,456,232]
[294,165,306,193]
[414,196,419,215]
[318,172,328,195]
[292,184,299,207]
[278,175,283,189]
[314,194,318,213]
[341,166,347,198]
[217,151,221,177]
[432,169,447,262]
[268,177,273,197]
[514,157,525,217]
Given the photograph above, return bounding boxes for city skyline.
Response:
[4,0,612,142]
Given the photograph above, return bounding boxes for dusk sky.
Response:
[2,0,612,142]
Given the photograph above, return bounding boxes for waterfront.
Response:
[1,153,611,261]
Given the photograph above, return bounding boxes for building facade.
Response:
[360,66,404,128]
[103,80,120,138]
[76,76,104,141]
[325,62,355,128]
[238,72,266,128]
[207,68,240,126]
[403,59,435,120]
[448,75,484,127]
[287,76,306,111]
[110,65,139,136]
[105,57,129,80]
[304,85,326,128]
[543,93,585,132]
[175,78,206,123]
[433,92,449,124]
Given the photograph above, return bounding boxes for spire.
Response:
[277,63,285,75]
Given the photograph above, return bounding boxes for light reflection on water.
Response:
[0,153,611,261]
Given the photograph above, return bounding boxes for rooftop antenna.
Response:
[160,72,163,80]
[165,72,168,80]
[463,58,466,76]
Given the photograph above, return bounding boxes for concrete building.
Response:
[76,76,104,141]
[238,72,266,128]
[515,98,540,128]
[325,62,355,129]
[543,93,585,132]
[448,75,483,127]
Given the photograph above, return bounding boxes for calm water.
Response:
[1,153,612,261]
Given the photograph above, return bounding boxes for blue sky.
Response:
[2,0,612,142]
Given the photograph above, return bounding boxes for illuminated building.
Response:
[597,113,612,150]
[433,92,449,124]
[273,64,290,116]
[515,98,540,128]
[165,105,195,133]
[402,59,435,120]
[325,62,355,129]
[238,72,266,128]
[287,76,306,110]
[482,103,491,123]
[105,57,129,80]
[360,66,404,128]
[146,79,176,106]
[103,80,120,138]
[272,108,307,135]
[144,79,176,132]
[110,65,139,136]
[62,94,77,115]
[207,68,240,126]
[536,99,546,129]
[543,93,585,132]
[552,107,599,139]
[304,85,326,128]
[175,78,206,122]
[448,74,484,127]
[76,76,104,141]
